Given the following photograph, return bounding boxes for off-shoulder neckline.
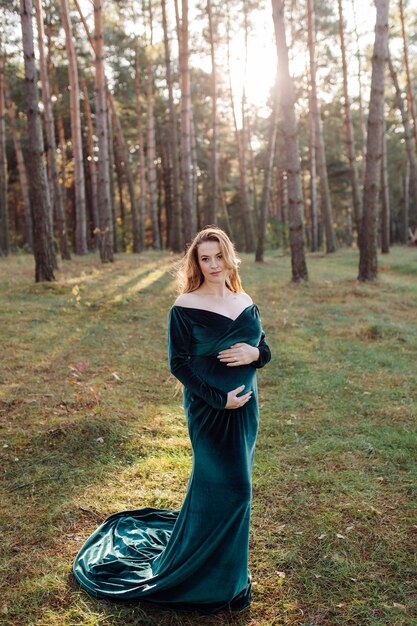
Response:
[172,303,257,322]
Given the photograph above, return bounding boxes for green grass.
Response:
[0,246,416,626]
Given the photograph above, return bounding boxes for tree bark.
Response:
[60,0,88,254]
[307,0,337,253]
[34,0,70,260]
[338,0,362,239]
[161,0,182,250]
[93,0,113,262]
[179,0,194,244]
[0,33,9,256]
[20,0,56,281]
[271,0,308,281]
[358,0,390,281]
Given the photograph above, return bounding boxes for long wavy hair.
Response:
[175,226,243,294]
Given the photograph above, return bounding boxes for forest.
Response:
[1,2,417,625]
[0,0,416,282]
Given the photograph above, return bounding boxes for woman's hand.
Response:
[217,343,260,367]
[225,385,252,409]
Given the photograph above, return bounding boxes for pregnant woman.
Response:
[73,226,271,614]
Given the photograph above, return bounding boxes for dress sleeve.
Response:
[168,307,228,409]
[253,331,272,369]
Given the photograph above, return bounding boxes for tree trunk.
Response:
[20,0,55,280]
[80,77,99,248]
[134,47,146,252]
[161,0,182,250]
[271,0,308,281]
[93,0,113,262]
[338,0,362,239]
[380,117,390,253]
[399,0,417,152]
[255,79,279,263]
[0,33,9,256]
[307,0,337,253]
[388,53,417,230]
[358,0,390,281]
[307,32,318,251]
[189,105,198,231]
[146,52,161,249]
[179,0,194,244]
[60,0,88,254]
[207,0,218,226]
[34,0,70,260]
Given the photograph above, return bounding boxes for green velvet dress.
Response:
[73,303,271,614]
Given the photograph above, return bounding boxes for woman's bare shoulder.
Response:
[173,293,199,307]
[238,292,253,306]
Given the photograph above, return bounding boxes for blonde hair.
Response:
[175,226,243,294]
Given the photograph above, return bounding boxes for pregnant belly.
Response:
[190,355,256,396]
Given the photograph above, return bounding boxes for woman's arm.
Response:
[252,331,272,368]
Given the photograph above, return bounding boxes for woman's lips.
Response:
[210,271,221,275]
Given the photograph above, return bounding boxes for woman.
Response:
[73,226,271,614]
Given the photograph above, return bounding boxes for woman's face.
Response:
[197,241,227,285]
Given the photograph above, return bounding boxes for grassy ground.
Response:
[0,246,416,626]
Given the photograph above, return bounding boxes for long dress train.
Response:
[73,303,271,614]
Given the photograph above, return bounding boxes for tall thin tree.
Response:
[161,0,182,250]
[20,0,55,280]
[5,86,33,248]
[34,0,70,259]
[94,0,113,262]
[358,0,390,281]
[0,32,9,256]
[60,0,88,254]
[179,0,194,244]
[380,116,390,253]
[134,47,146,252]
[338,0,362,238]
[388,53,417,234]
[307,0,337,253]
[271,0,308,281]
[399,0,417,151]
[255,77,279,263]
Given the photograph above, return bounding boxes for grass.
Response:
[0,246,416,626]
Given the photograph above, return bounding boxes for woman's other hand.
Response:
[225,385,253,409]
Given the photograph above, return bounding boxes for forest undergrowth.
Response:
[0,247,416,626]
